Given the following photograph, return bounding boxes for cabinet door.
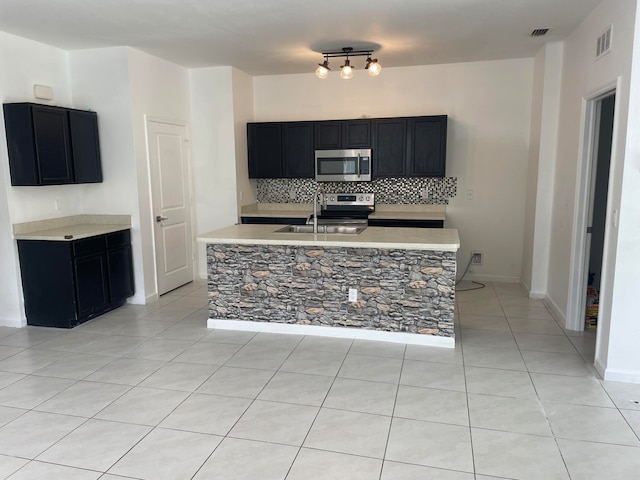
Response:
[314,121,342,149]
[248,123,282,178]
[343,120,371,148]
[17,240,77,327]
[3,103,40,185]
[32,105,74,184]
[108,245,134,303]
[283,123,314,178]
[69,110,103,183]
[372,118,407,177]
[74,252,110,318]
[408,116,447,177]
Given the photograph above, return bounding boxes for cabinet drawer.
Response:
[72,235,106,257]
[107,229,131,248]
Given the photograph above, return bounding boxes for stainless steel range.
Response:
[317,193,375,227]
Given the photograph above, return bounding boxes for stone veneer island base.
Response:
[197,224,460,348]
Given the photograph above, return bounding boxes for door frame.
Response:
[566,79,620,333]
[144,115,196,296]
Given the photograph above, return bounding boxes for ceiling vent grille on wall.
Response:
[531,28,550,37]
[597,25,613,58]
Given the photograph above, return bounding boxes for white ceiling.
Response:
[0,0,602,76]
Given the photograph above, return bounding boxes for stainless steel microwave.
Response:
[315,149,372,182]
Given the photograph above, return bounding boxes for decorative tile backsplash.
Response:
[257,177,457,204]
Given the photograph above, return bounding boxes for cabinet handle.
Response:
[156,215,168,223]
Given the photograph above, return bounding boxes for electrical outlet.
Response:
[348,288,358,302]
[420,188,429,200]
[466,189,474,201]
[54,199,62,211]
[471,251,483,265]
[289,189,297,200]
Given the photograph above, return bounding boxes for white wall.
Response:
[70,47,192,304]
[68,47,146,303]
[544,0,637,380]
[232,68,256,208]
[0,32,74,326]
[253,59,534,282]
[521,43,563,297]
[127,48,191,300]
[605,0,640,382]
[189,67,243,277]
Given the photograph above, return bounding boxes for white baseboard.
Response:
[0,317,26,329]
[543,295,566,325]
[207,319,455,348]
[603,367,640,384]
[594,358,607,379]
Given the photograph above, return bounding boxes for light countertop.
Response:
[13,215,131,241]
[240,203,446,221]
[197,224,459,252]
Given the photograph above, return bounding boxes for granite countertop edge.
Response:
[13,214,132,241]
[197,224,460,252]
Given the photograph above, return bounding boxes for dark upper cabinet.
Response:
[248,122,314,178]
[314,119,371,149]
[408,116,447,177]
[32,106,74,184]
[314,121,342,149]
[282,122,314,178]
[343,120,371,148]
[3,102,103,186]
[372,118,408,177]
[69,110,103,183]
[248,123,282,178]
[373,115,447,178]
[248,115,446,179]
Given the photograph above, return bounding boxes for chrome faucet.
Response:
[313,189,320,233]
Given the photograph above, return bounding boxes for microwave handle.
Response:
[357,154,361,178]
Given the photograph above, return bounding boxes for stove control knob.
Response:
[329,195,335,201]
[358,196,364,201]
[366,196,371,201]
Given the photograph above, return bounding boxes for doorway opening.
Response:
[567,87,616,333]
[584,94,615,330]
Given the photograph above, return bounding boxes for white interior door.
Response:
[147,120,194,295]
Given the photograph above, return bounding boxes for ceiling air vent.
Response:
[597,25,613,58]
[531,28,550,37]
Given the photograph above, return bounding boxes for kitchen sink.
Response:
[274,225,366,235]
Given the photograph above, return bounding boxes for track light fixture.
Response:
[315,47,382,79]
[315,57,330,79]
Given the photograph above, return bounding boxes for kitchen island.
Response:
[196,224,459,347]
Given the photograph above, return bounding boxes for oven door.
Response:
[315,149,371,182]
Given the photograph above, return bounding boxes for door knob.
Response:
[156,215,168,223]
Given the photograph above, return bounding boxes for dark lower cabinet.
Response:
[368,219,444,228]
[17,229,134,328]
[241,216,308,225]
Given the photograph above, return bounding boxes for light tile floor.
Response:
[0,281,637,479]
